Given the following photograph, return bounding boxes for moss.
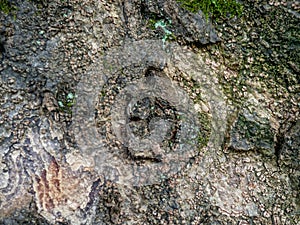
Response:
[0,0,17,14]
[197,112,211,148]
[177,0,243,20]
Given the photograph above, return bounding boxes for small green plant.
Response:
[148,18,159,30]
[58,92,76,113]
[155,20,174,43]
[177,0,243,20]
[0,0,17,14]
[152,19,176,47]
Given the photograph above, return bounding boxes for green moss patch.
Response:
[177,0,243,20]
[0,0,17,14]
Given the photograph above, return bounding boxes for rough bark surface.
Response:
[0,0,299,224]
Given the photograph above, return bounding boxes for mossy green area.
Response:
[197,112,211,149]
[208,2,299,109]
[177,0,243,20]
[0,0,17,14]
[57,92,76,114]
